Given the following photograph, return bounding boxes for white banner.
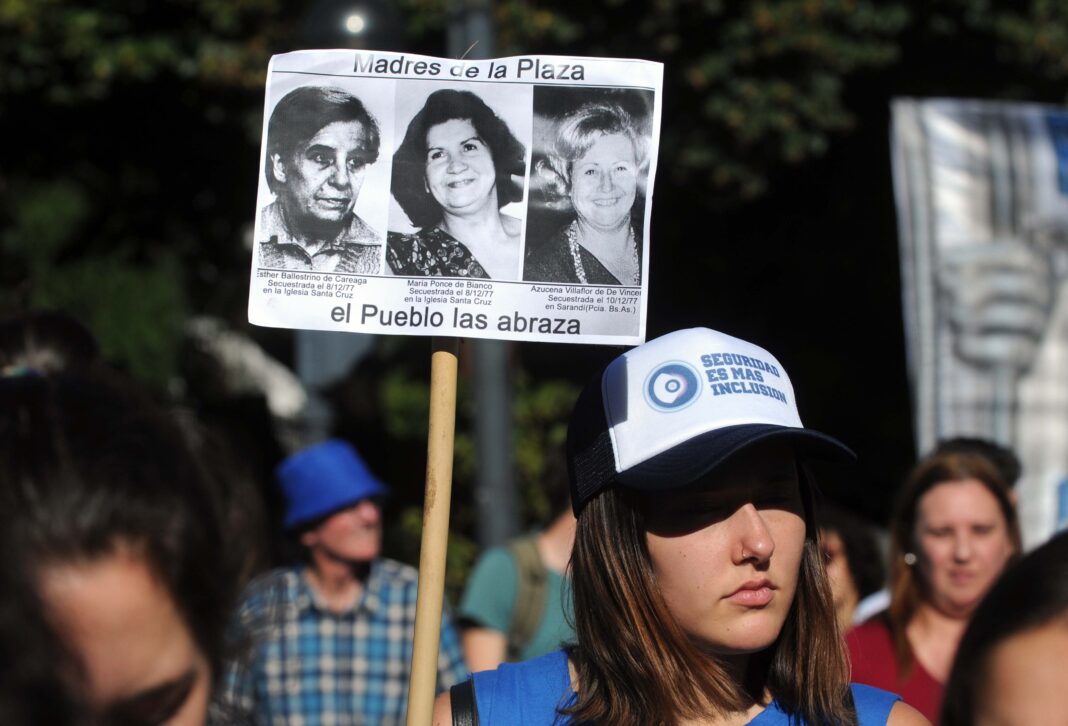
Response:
[247,50,663,345]
[892,98,1068,546]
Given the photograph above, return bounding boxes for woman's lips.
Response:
[948,569,978,584]
[726,580,775,607]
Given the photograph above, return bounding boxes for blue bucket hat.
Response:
[278,438,390,530]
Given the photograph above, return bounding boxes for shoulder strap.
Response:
[450,680,480,726]
[506,536,549,661]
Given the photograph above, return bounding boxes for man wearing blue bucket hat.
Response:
[216,439,468,725]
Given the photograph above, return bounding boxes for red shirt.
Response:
[846,616,943,723]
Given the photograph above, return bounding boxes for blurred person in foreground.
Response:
[259,85,383,273]
[435,327,926,725]
[941,530,1068,725]
[846,450,1021,723]
[216,438,467,725]
[0,369,240,725]
[818,504,886,633]
[458,454,576,670]
[852,436,1022,625]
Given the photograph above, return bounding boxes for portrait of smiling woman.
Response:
[387,87,529,280]
[435,327,928,726]
[524,90,651,286]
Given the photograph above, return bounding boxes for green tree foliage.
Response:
[485,0,910,199]
[0,0,284,383]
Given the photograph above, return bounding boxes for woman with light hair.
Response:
[524,101,648,286]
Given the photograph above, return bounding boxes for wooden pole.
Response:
[406,337,460,726]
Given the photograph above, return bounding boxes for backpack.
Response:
[505,536,549,662]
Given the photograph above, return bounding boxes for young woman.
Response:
[435,327,928,725]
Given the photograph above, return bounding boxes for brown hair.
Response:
[887,450,1022,675]
[565,466,854,725]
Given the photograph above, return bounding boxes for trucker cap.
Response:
[566,327,854,511]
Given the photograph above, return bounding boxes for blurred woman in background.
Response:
[818,504,886,632]
[846,450,1020,723]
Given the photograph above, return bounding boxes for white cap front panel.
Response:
[602,328,805,473]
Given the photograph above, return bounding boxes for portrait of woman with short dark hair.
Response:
[387,87,530,280]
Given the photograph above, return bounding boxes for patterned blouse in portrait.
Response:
[386,227,490,278]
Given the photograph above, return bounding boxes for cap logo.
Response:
[644,361,701,412]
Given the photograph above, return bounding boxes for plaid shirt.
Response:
[213,560,468,726]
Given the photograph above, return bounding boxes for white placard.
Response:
[248,50,664,345]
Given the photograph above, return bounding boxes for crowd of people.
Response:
[2,310,1066,726]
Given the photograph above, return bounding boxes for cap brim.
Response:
[615,423,855,491]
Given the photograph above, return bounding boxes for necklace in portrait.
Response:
[566,221,639,286]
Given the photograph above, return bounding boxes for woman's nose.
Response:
[330,161,350,187]
[953,532,973,561]
[598,169,614,192]
[732,504,775,565]
[446,155,467,173]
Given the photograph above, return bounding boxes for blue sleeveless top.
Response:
[471,649,900,725]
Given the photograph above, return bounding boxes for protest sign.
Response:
[248,50,664,345]
[893,98,1068,546]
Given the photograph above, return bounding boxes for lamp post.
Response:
[447,0,519,548]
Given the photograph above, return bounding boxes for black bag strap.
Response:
[450,680,480,726]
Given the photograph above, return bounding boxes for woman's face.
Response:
[40,546,211,725]
[274,119,373,226]
[570,132,638,231]
[914,479,1015,618]
[643,440,806,655]
[424,118,498,218]
[820,529,859,615]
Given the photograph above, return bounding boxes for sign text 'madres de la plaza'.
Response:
[247,49,664,345]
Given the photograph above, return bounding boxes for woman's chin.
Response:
[576,211,631,233]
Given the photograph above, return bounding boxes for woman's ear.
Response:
[270,153,288,185]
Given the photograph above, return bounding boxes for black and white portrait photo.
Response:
[258,83,393,274]
[523,87,654,286]
[386,83,532,280]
